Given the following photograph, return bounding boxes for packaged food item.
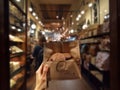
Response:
[10,61,20,72]
[88,44,99,56]
[10,79,16,88]
[99,36,110,51]
[95,51,110,70]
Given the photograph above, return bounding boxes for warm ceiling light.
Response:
[42,31,45,35]
[78,14,81,18]
[70,29,74,33]
[32,12,36,16]
[56,16,59,19]
[81,10,85,14]
[16,0,21,2]
[35,16,38,20]
[63,21,65,25]
[72,22,74,25]
[11,26,16,29]
[29,7,33,12]
[41,24,44,26]
[17,28,22,32]
[76,17,79,21]
[82,24,88,29]
[62,27,65,30]
[23,23,26,27]
[70,14,73,17]
[39,21,41,24]
[31,24,36,29]
[88,3,93,7]
[104,10,107,13]
[104,16,108,19]
[30,30,35,33]
[62,17,64,20]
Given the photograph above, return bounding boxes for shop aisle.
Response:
[27,74,95,90]
[47,78,94,90]
[27,73,36,90]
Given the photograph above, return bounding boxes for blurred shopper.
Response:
[31,35,46,71]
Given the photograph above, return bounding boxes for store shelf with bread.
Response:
[9,0,27,90]
[80,21,110,90]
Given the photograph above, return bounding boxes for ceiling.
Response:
[31,0,83,30]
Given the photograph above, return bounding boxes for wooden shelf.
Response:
[9,0,26,15]
[99,49,110,52]
[10,66,25,79]
[9,34,24,43]
[81,58,110,89]
[10,24,25,30]
[89,63,109,74]
[10,52,24,58]
[81,42,100,45]
[10,77,24,90]
[9,13,24,23]
[81,32,110,40]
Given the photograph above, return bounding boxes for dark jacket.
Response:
[32,45,43,70]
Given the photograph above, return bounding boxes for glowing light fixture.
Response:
[11,26,16,29]
[104,10,107,13]
[32,12,36,16]
[30,30,34,33]
[62,17,64,20]
[82,24,88,29]
[56,16,59,19]
[88,3,93,7]
[42,31,45,35]
[39,21,41,24]
[31,24,36,29]
[35,16,38,20]
[23,23,26,27]
[17,28,22,32]
[29,7,33,12]
[78,14,81,18]
[72,22,74,25]
[16,0,21,2]
[76,17,79,21]
[70,14,73,17]
[70,29,74,33]
[81,10,85,14]
[104,16,107,19]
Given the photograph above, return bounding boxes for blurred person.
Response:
[31,35,46,71]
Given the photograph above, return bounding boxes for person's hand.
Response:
[35,63,48,90]
[34,62,52,90]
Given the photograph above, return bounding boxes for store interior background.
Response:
[0,0,120,90]
[28,0,109,43]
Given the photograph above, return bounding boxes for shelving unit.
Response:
[81,32,110,40]
[9,0,27,90]
[10,52,24,58]
[80,23,110,90]
[10,66,25,78]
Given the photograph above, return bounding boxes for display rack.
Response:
[80,23,110,90]
[9,0,27,90]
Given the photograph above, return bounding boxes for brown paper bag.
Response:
[49,59,81,80]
